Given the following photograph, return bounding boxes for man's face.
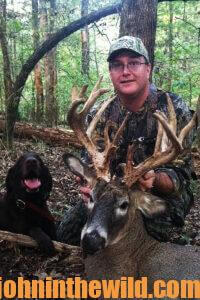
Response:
[109,53,151,98]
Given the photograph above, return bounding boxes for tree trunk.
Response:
[81,0,89,76]
[92,27,99,77]
[43,0,57,127]
[32,0,44,123]
[0,2,12,103]
[0,76,4,112]
[10,34,17,80]
[195,95,200,147]
[189,77,192,107]
[119,0,158,67]
[167,1,173,90]
[45,47,57,127]
[0,1,15,146]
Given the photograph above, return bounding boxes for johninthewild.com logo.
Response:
[0,276,199,298]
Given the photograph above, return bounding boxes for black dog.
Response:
[0,152,56,255]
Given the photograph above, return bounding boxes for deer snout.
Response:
[81,230,106,255]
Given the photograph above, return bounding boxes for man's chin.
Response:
[119,88,138,97]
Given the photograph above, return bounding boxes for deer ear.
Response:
[135,191,167,218]
[63,153,97,186]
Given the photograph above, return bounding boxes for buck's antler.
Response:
[67,76,129,181]
[124,94,197,188]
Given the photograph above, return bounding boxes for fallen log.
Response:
[0,119,82,149]
[0,229,82,256]
[0,230,85,280]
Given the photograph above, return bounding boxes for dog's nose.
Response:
[26,157,38,167]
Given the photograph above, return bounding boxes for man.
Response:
[58,36,195,243]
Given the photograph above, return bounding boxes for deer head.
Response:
[64,77,197,255]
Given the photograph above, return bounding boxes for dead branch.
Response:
[0,230,82,256]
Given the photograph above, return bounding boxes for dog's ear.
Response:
[6,166,17,192]
[6,155,25,192]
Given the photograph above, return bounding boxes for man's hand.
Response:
[154,172,174,194]
[138,170,156,191]
[138,170,174,194]
[76,177,91,203]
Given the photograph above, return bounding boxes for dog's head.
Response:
[6,152,52,201]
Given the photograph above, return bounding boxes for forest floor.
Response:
[0,137,199,286]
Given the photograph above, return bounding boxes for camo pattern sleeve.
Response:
[81,86,196,242]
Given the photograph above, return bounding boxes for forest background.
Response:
[0,0,200,146]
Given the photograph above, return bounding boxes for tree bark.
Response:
[195,95,200,147]
[167,1,173,90]
[92,27,99,77]
[32,0,44,123]
[0,3,13,103]
[0,1,15,146]
[5,2,122,148]
[81,0,89,76]
[119,0,158,67]
[44,0,58,127]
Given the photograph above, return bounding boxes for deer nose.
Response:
[81,230,106,255]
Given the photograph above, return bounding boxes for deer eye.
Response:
[119,201,129,210]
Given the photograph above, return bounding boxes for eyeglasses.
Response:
[110,61,148,73]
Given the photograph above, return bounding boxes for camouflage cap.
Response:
[107,36,149,63]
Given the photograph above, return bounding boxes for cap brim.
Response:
[107,49,143,62]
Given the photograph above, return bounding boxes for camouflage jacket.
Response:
[82,84,196,241]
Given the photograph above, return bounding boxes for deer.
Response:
[63,77,200,299]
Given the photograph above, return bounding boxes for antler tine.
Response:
[123,144,136,186]
[80,76,110,119]
[68,77,129,182]
[124,95,196,188]
[104,113,130,156]
[166,93,177,131]
[87,95,115,138]
[67,100,95,150]
[153,111,182,152]
[154,93,178,154]
[71,84,88,102]
[112,112,130,145]
[67,77,109,156]
[102,114,130,172]
[79,85,88,99]
[179,112,197,144]
[154,119,164,155]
